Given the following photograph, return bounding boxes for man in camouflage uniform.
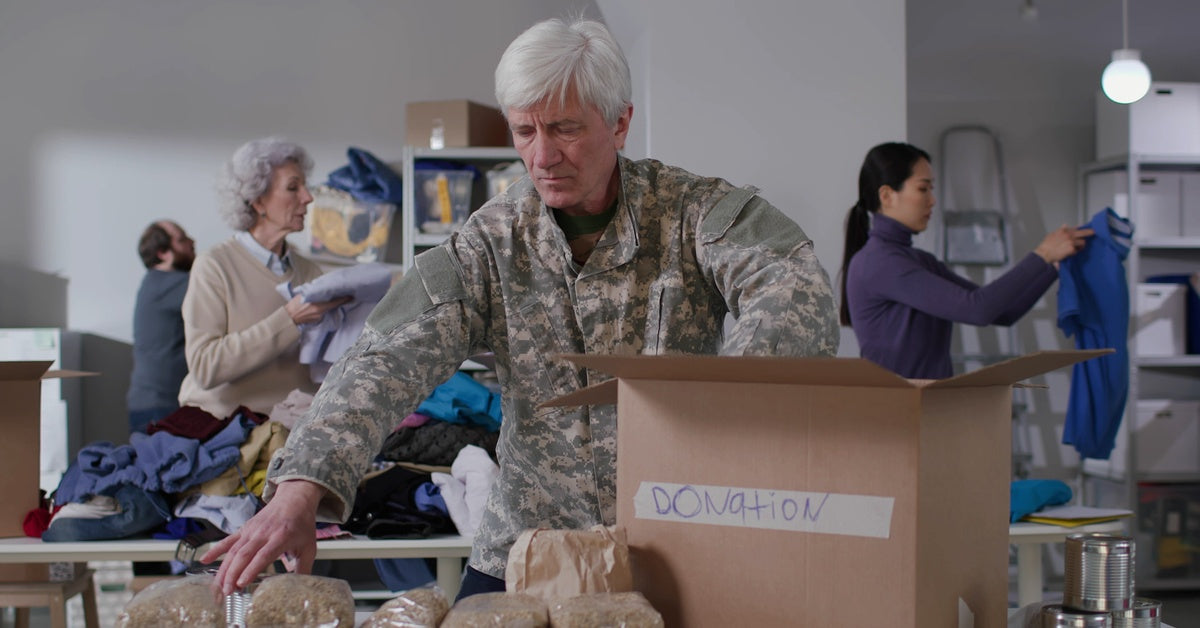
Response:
[206,17,839,597]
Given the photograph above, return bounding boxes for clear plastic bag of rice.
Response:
[360,585,451,627]
[441,591,549,628]
[244,573,355,627]
[114,574,225,628]
[548,592,664,628]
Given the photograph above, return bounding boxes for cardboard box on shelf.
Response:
[405,100,510,148]
[1184,172,1200,237]
[1090,400,1200,477]
[1085,170,1182,238]
[1096,81,1200,160]
[1135,283,1187,356]
[546,349,1106,628]
[0,361,95,583]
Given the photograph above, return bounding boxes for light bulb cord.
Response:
[1122,0,1129,49]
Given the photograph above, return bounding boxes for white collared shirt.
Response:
[235,231,292,276]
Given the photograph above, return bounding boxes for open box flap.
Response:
[0,360,54,381]
[560,353,914,389]
[44,369,99,380]
[539,379,618,408]
[922,349,1113,389]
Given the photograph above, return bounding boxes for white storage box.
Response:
[1085,170,1183,237]
[1134,283,1187,356]
[1097,82,1200,161]
[1090,400,1200,475]
[1183,173,1200,237]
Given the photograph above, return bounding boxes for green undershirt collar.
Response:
[552,201,618,238]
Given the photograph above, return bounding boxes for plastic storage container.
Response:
[414,169,475,234]
[308,185,396,263]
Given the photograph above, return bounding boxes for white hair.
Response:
[217,136,313,231]
[494,18,631,126]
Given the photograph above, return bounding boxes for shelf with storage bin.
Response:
[301,183,406,271]
[1137,355,1200,368]
[1140,237,1200,250]
[1079,152,1200,588]
[399,146,523,270]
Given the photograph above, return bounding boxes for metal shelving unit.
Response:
[399,146,521,270]
[1078,152,1200,588]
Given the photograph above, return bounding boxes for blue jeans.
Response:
[455,565,505,602]
[42,484,171,542]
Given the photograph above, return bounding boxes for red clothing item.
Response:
[147,405,269,442]
[23,495,61,538]
[146,405,224,440]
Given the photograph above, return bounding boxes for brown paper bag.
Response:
[505,524,632,600]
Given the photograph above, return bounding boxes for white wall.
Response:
[0,0,598,342]
[600,0,908,356]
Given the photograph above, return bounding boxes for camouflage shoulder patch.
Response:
[702,189,810,250]
[366,246,467,333]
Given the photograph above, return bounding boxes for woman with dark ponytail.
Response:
[839,142,1093,379]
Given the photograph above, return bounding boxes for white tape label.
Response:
[633,481,895,539]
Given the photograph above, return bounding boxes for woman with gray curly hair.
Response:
[178,137,349,419]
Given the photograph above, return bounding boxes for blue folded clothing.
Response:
[1010,479,1073,523]
[327,147,404,205]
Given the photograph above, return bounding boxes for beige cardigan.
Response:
[178,238,324,418]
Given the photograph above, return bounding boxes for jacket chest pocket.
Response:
[510,299,578,398]
[646,283,706,354]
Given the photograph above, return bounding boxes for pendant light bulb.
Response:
[1102,0,1151,104]
[1102,49,1152,104]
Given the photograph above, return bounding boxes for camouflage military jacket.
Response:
[266,156,839,577]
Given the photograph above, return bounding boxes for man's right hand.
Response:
[201,479,324,595]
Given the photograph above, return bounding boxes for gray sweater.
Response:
[127,269,189,410]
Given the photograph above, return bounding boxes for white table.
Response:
[1008,519,1127,608]
[0,534,473,600]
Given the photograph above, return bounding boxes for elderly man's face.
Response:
[508,92,631,216]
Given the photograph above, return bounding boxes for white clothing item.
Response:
[50,495,119,523]
[431,472,467,536]
[235,231,292,275]
[173,493,260,534]
[431,445,498,538]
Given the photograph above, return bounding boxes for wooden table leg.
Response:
[46,588,66,628]
[81,572,99,628]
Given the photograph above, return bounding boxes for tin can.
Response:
[1037,603,1111,627]
[1110,597,1162,628]
[1063,533,1136,611]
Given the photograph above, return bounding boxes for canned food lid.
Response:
[1066,533,1135,554]
[1112,597,1162,618]
[1067,533,1134,545]
[1039,603,1113,627]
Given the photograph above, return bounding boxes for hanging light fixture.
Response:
[1101,0,1152,104]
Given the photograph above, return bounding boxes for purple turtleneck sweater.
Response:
[846,214,1059,379]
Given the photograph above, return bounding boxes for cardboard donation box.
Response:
[0,361,94,582]
[406,100,511,148]
[548,350,1106,628]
